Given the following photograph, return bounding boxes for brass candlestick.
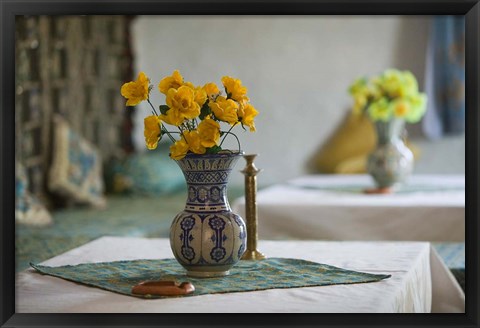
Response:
[240,154,266,260]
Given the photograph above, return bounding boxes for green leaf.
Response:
[199,102,211,120]
[159,105,170,115]
[206,145,222,154]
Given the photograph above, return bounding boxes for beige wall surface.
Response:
[131,15,464,187]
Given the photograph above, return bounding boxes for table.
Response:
[232,174,465,242]
[15,236,464,313]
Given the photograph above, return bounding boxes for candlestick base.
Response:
[241,249,266,261]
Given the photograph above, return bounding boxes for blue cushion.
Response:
[105,146,185,196]
[48,115,106,207]
[16,161,53,226]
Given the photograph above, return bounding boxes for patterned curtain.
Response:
[422,16,465,139]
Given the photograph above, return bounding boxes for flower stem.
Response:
[162,126,177,143]
[219,125,241,152]
[219,124,235,147]
[147,99,159,116]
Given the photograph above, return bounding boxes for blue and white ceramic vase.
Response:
[170,151,246,277]
[366,119,414,189]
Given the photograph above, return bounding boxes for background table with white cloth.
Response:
[232,174,465,242]
[15,236,465,313]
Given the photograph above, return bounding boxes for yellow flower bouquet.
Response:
[348,69,427,123]
[120,70,258,160]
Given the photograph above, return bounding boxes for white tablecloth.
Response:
[232,174,465,242]
[15,236,464,313]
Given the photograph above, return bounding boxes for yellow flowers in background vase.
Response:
[121,70,259,160]
[349,69,427,123]
[348,69,428,191]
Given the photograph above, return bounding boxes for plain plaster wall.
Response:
[131,15,465,187]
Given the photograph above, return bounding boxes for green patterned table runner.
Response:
[31,258,390,299]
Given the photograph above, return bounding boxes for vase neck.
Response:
[375,119,405,145]
[176,153,241,213]
[185,182,231,212]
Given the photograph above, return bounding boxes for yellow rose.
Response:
[158,70,184,94]
[348,77,373,115]
[198,116,220,147]
[238,104,258,132]
[352,96,367,116]
[183,130,206,155]
[203,82,220,100]
[391,99,410,118]
[380,69,418,98]
[370,83,384,101]
[405,93,427,123]
[170,138,189,160]
[381,69,408,99]
[182,82,207,106]
[144,115,162,150]
[209,96,238,125]
[159,107,184,126]
[399,71,419,98]
[193,85,208,106]
[120,72,150,106]
[166,86,200,120]
[348,77,368,96]
[367,98,391,122]
[221,76,249,104]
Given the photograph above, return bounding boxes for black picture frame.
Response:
[1,1,478,327]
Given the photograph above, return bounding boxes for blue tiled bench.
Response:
[432,242,465,291]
